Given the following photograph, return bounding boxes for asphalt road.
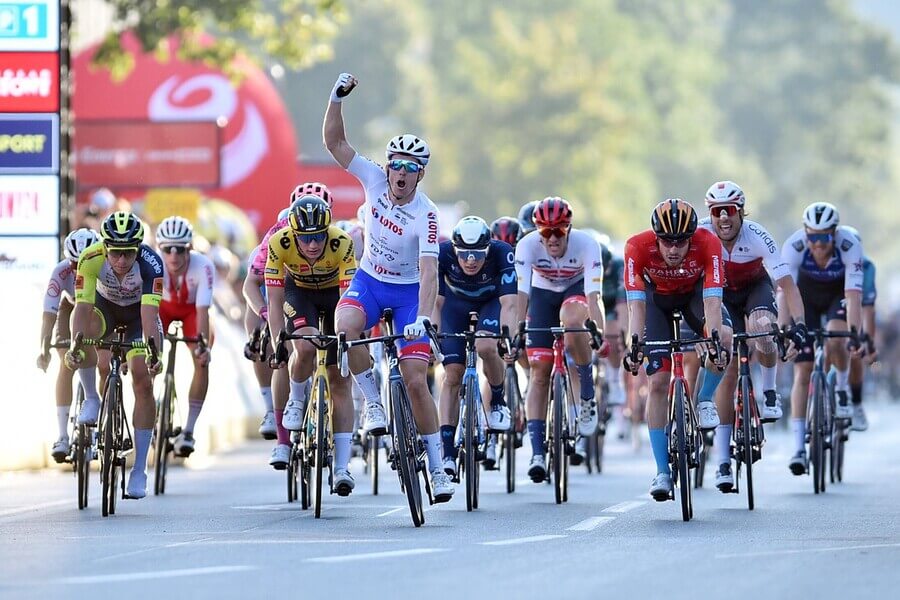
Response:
[2,403,899,599]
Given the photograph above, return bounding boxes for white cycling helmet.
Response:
[452,216,492,250]
[156,216,193,245]
[385,134,430,165]
[705,180,745,208]
[63,228,101,261]
[277,207,291,221]
[802,202,839,230]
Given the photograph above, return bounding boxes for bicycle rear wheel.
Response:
[674,380,692,522]
[740,376,755,511]
[551,372,566,505]
[392,380,424,527]
[504,366,519,494]
[287,437,298,503]
[368,434,380,495]
[154,375,174,496]
[300,435,310,510]
[313,376,328,519]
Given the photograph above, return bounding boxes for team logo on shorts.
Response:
[293,317,307,328]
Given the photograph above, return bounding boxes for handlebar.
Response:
[71,331,159,366]
[337,331,409,378]
[518,319,605,350]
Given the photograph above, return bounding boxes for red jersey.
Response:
[623,228,724,300]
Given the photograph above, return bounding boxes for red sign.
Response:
[72,120,220,189]
[297,162,365,220]
[0,52,59,112]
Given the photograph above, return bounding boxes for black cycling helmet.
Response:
[288,195,332,234]
[651,198,698,241]
[517,201,539,234]
[101,211,144,249]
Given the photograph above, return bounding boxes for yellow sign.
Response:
[144,188,201,225]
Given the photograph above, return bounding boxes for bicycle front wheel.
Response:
[810,373,826,494]
[313,376,328,519]
[392,380,424,527]
[740,376,755,511]
[551,372,566,505]
[674,380,692,522]
[99,381,118,517]
[153,375,174,496]
[464,376,479,512]
[74,385,89,510]
[504,366,519,494]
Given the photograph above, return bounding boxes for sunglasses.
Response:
[538,226,569,239]
[711,205,741,218]
[806,232,834,244]
[455,248,488,262]
[298,232,327,244]
[159,245,188,255]
[107,248,138,259]
[657,237,691,248]
[388,159,423,173]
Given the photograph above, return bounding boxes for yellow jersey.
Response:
[265,225,357,291]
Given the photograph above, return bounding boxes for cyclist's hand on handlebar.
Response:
[847,327,864,358]
[243,340,258,361]
[36,352,50,372]
[64,348,84,370]
[595,338,611,359]
[147,356,163,376]
[404,315,430,340]
[623,335,643,375]
[194,345,211,367]
[269,340,289,369]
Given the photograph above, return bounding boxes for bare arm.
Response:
[242,272,267,318]
[775,275,805,325]
[417,256,438,318]
[140,305,163,354]
[627,299,646,345]
[500,293,518,338]
[516,291,529,324]
[703,296,724,337]
[323,74,359,169]
[266,285,287,356]
[432,295,445,332]
[587,290,605,332]
[845,289,862,334]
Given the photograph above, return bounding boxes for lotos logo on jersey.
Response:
[152,277,164,295]
[371,205,403,234]
[427,212,438,244]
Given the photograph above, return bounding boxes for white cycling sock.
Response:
[835,368,850,392]
[791,418,806,454]
[333,432,352,471]
[760,365,777,392]
[422,433,443,473]
[289,377,310,404]
[715,424,732,465]
[78,368,100,403]
[353,369,381,406]
[260,386,273,412]
[57,406,70,438]
[184,399,203,434]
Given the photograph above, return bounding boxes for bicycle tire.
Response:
[674,380,692,522]
[504,366,519,494]
[369,434,380,495]
[74,385,89,510]
[153,375,173,496]
[392,380,423,527]
[562,374,574,503]
[100,380,116,517]
[287,440,297,502]
[551,372,566,505]
[313,376,328,519]
[464,376,478,512]
[740,376,755,511]
[809,372,825,494]
[300,436,310,510]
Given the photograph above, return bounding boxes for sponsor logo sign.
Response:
[0,173,57,234]
[0,51,57,111]
[0,1,59,51]
[0,112,57,172]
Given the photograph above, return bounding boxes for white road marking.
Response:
[188,539,397,545]
[306,548,448,563]
[0,499,70,518]
[94,538,214,562]
[566,517,615,531]
[377,507,405,517]
[480,534,567,546]
[53,565,256,584]
[603,500,646,513]
[716,542,900,560]
[230,504,314,511]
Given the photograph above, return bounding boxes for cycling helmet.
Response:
[802,202,839,230]
[277,207,291,221]
[290,181,333,207]
[518,201,539,234]
[385,134,430,165]
[156,216,193,245]
[63,228,101,261]
[705,180,745,208]
[532,197,573,229]
[490,217,522,246]
[89,187,116,211]
[288,195,332,234]
[651,199,698,241]
[101,211,144,249]
[452,216,491,250]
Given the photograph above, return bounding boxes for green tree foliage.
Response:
[90,0,346,80]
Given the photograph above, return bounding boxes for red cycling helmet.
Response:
[290,181,333,207]
[532,197,573,229]
[490,217,522,246]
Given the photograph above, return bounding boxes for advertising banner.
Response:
[0,1,59,51]
[72,120,220,189]
[0,51,58,112]
[0,112,57,172]
[0,173,58,234]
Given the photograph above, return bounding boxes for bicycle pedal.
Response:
[760,417,776,424]
[122,440,133,452]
